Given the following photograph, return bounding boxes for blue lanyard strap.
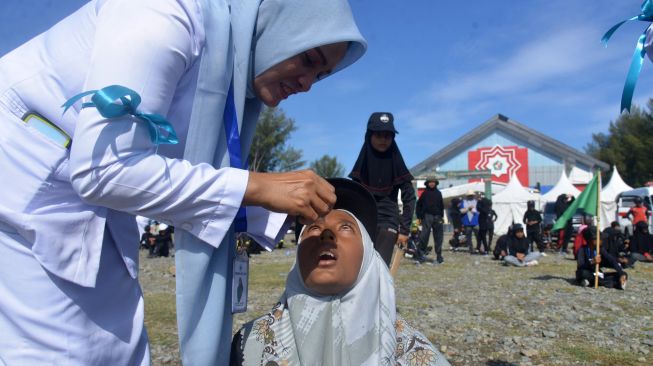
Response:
[602,0,653,113]
[62,85,178,145]
[223,83,247,232]
[586,247,596,259]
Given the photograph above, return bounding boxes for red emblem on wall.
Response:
[468,145,529,185]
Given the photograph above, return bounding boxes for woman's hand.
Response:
[243,170,336,224]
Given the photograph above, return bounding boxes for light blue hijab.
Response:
[175,1,366,365]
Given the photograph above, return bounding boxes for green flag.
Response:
[552,174,599,231]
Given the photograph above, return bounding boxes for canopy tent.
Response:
[439,181,507,199]
[435,181,506,225]
[599,166,633,229]
[492,174,541,234]
[541,170,581,203]
[569,166,593,186]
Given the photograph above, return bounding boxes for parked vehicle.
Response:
[542,202,556,229]
[616,187,653,236]
[542,201,586,246]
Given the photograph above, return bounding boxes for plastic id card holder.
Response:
[231,251,249,313]
[22,112,71,149]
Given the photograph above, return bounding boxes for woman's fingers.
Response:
[244,170,336,222]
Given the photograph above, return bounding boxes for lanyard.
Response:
[586,247,596,259]
[223,83,247,232]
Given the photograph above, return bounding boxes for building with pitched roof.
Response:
[410,114,609,192]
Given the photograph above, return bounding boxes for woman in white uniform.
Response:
[0,0,366,364]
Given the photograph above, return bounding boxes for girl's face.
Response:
[515,230,525,239]
[298,210,364,295]
[253,42,348,107]
[370,131,394,152]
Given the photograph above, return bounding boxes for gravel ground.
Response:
[140,234,653,365]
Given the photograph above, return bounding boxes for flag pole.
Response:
[594,170,602,289]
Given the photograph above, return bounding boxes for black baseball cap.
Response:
[295,178,378,242]
[367,112,398,134]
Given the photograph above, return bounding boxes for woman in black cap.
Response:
[349,112,416,266]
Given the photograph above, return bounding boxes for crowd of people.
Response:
[139,221,174,258]
[407,179,651,292]
[411,188,499,263]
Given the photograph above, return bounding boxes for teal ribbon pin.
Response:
[62,85,178,145]
[602,0,653,113]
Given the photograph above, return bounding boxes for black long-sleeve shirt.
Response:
[508,236,530,256]
[602,228,626,258]
[493,234,509,257]
[416,187,443,219]
[523,209,542,232]
[576,246,625,276]
[375,180,416,235]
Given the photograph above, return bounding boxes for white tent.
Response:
[541,171,581,203]
[599,166,633,229]
[569,166,593,185]
[439,180,507,199]
[492,174,541,234]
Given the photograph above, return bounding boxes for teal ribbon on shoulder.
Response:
[62,85,178,145]
[602,0,653,113]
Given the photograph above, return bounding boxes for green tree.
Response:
[309,155,345,178]
[248,107,304,172]
[585,101,653,186]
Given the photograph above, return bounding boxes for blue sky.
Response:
[2,0,652,172]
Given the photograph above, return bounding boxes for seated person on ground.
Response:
[231,178,450,366]
[503,224,542,267]
[492,228,511,260]
[541,224,553,250]
[405,225,422,260]
[576,226,628,289]
[602,221,632,268]
[629,221,653,263]
[140,224,154,251]
[572,215,592,259]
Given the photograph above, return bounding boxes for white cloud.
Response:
[431,25,615,104]
[397,14,652,142]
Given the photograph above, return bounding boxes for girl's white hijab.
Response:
[244,210,397,365]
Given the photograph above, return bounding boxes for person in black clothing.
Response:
[449,198,462,229]
[349,112,416,266]
[405,226,422,260]
[554,193,575,253]
[523,200,544,253]
[140,225,155,251]
[486,201,498,248]
[448,197,468,250]
[503,224,542,267]
[477,195,492,255]
[416,177,445,263]
[602,221,632,268]
[155,225,173,257]
[576,226,628,289]
[629,221,653,263]
[492,227,511,260]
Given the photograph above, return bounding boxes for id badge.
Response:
[231,250,249,313]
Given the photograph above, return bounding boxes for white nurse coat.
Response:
[0,0,285,364]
